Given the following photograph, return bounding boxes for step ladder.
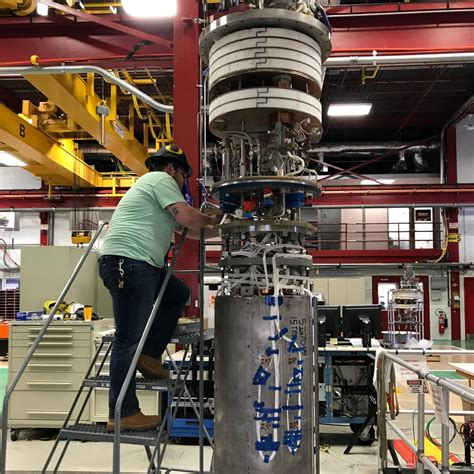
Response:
[1,225,212,474]
[42,329,215,473]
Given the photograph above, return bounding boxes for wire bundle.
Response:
[0,238,20,268]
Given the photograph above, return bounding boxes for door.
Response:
[372,275,430,339]
[464,278,474,339]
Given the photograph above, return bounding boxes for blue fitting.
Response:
[286,192,305,208]
[255,435,280,453]
[293,368,304,377]
[282,404,304,411]
[263,315,277,321]
[265,296,283,306]
[265,347,279,356]
[253,365,271,386]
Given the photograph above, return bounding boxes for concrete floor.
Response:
[2,343,472,473]
[3,426,378,474]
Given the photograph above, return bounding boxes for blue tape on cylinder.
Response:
[253,365,271,386]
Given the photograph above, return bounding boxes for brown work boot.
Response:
[107,410,161,432]
[137,354,169,379]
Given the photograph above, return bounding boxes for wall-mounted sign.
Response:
[447,233,461,243]
[415,208,432,222]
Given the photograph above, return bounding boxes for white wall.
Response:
[459,208,474,262]
[456,116,474,184]
[0,210,114,279]
[0,168,41,190]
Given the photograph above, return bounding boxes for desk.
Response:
[318,341,377,445]
[449,363,474,422]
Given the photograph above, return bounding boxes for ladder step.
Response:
[83,375,181,391]
[59,423,164,446]
[101,328,215,345]
[170,328,215,345]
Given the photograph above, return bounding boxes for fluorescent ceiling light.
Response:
[327,103,372,117]
[36,2,48,15]
[121,0,176,17]
[0,152,27,167]
[360,178,395,186]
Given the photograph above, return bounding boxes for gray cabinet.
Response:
[8,321,159,428]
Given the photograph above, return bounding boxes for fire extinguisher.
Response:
[436,309,448,335]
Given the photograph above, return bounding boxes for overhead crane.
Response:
[0,67,176,190]
[25,72,149,175]
[0,102,137,190]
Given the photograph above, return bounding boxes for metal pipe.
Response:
[113,229,188,474]
[313,297,320,474]
[325,52,474,68]
[387,349,474,355]
[199,64,208,473]
[384,352,474,403]
[0,221,107,474]
[439,94,474,184]
[309,142,439,154]
[199,228,205,474]
[416,377,425,474]
[386,420,439,474]
[397,409,474,416]
[441,388,450,474]
[0,65,173,114]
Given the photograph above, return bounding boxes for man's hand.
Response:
[176,224,219,240]
[166,201,221,230]
[208,213,223,226]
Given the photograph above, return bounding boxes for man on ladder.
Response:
[98,145,219,432]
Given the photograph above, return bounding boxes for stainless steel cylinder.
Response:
[214,295,315,474]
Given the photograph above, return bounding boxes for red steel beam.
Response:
[306,249,442,264]
[0,16,173,66]
[37,0,173,50]
[328,2,474,16]
[172,0,200,318]
[328,5,474,54]
[445,125,461,340]
[3,184,474,209]
[310,184,474,207]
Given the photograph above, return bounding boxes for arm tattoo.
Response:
[167,205,179,216]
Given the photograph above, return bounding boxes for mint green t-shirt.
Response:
[100,172,186,267]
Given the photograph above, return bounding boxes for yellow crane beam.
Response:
[26,73,148,175]
[0,104,102,187]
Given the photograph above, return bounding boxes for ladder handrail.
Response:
[113,229,188,474]
[0,221,108,474]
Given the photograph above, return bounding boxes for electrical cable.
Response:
[0,239,20,268]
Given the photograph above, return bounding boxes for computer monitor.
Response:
[342,305,382,348]
[317,306,341,347]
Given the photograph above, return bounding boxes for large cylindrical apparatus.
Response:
[215,295,314,473]
[200,3,331,473]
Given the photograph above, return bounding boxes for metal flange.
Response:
[210,175,321,197]
[217,219,316,236]
[200,8,332,63]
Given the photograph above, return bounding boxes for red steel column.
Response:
[446,127,461,340]
[173,0,200,317]
[39,211,49,246]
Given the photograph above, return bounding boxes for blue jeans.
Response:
[98,255,190,418]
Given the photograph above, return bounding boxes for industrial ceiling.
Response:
[0,1,472,180]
